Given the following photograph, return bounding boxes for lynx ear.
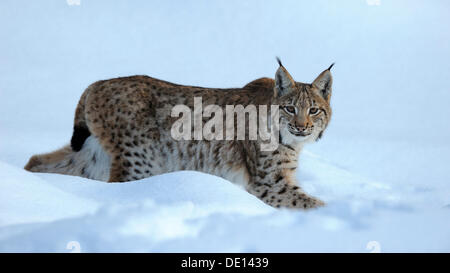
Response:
[312,63,334,101]
[274,58,295,97]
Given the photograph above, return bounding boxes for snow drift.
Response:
[1,0,449,252]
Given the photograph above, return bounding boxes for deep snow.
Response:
[0,0,449,252]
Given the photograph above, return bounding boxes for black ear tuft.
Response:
[276,57,283,67]
[327,63,335,71]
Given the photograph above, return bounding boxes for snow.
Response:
[1,0,449,252]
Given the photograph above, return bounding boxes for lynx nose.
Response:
[292,124,308,132]
[288,123,308,133]
[293,118,313,132]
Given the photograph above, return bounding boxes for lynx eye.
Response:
[284,105,297,115]
[309,107,320,115]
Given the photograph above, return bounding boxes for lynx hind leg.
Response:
[107,146,156,182]
[24,145,73,173]
[108,154,130,182]
[248,178,325,209]
[24,136,111,181]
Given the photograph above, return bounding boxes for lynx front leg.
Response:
[248,173,325,209]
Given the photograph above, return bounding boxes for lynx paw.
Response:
[24,155,42,172]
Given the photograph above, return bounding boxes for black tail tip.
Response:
[71,125,91,152]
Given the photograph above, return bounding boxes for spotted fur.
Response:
[25,60,333,209]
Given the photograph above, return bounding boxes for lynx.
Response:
[25,59,334,209]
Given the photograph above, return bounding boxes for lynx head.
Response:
[274,58,333,145]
